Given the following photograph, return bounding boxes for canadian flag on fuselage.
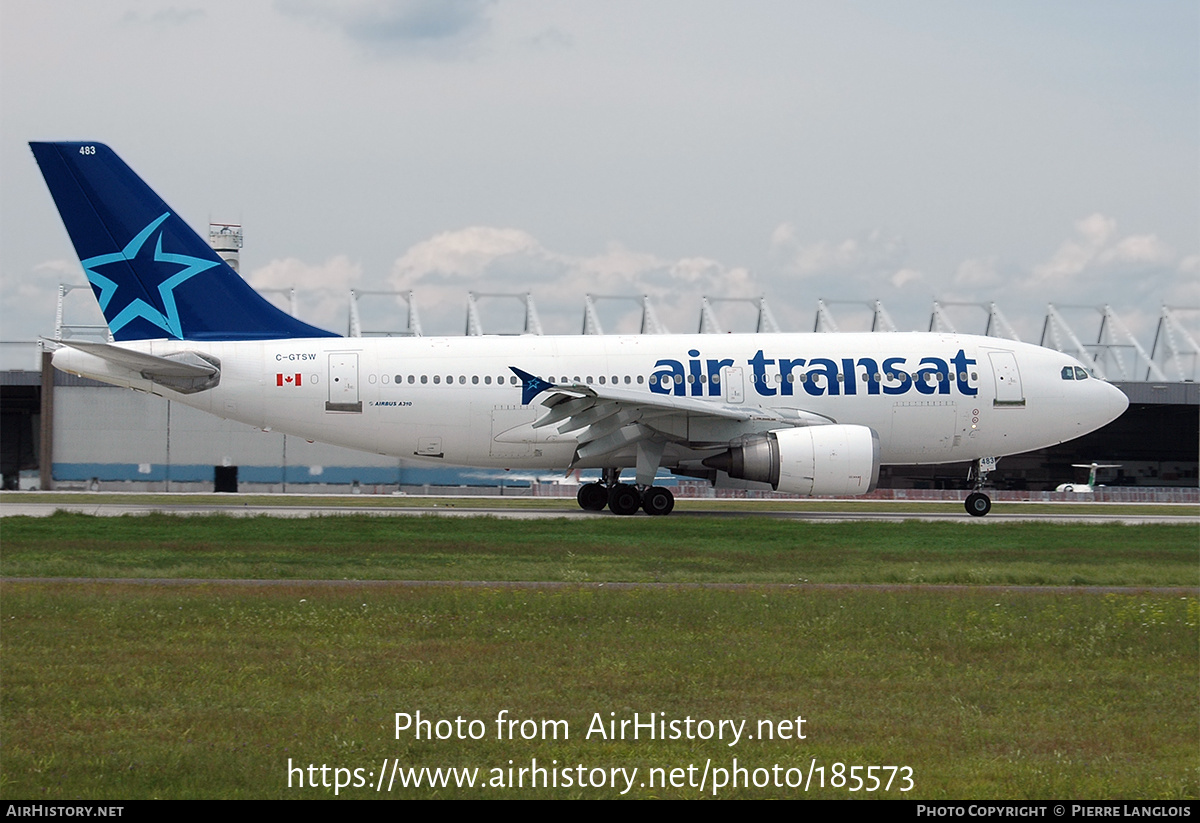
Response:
[276,373,302,387]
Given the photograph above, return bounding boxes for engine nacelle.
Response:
[702,425,880,496]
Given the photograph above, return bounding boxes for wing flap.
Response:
[510,366,834,466]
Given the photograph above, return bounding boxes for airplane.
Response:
[29,142,1130,517]
[1056,463,1122,493]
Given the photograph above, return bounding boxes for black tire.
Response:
[641,486,675,516]
[577,482,608,511]
[965,492,992,517]
[607,484,642,516]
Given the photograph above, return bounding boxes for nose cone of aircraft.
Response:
[1090,379,1130,431]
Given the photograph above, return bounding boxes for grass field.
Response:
[2,512,1197,586]
[1,509,1197,799]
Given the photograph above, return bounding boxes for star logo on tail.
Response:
[81,212,219,338]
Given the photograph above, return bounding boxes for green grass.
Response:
[1,512,1196,799]
[1,512,1196,586]
[2,582,1196,799]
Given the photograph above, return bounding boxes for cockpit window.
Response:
[1074,367,1089,380]
[1061,366,1075,380]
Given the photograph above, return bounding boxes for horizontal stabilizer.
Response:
[52,339,220,394]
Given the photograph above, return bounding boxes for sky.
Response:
[1,0,1196,351]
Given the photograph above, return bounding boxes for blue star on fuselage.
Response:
[80,212,219,339]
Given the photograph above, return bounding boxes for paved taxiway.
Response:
[1,499,1195,525]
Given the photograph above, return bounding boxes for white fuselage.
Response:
[53,332,1129,475]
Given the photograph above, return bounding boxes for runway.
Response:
[2,497,1195,525]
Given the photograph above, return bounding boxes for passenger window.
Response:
[485,376,492,385]
[1061,366,1075,380]
[421,375,428,384]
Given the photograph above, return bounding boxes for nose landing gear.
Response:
[965,457,997,517]
[965,491,992,517]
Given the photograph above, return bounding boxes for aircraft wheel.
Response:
[608,484,642,516]
[965,492,992,517]
[577,482,608,511]
[642,486,675,516]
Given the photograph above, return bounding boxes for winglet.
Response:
[510,367,557,406]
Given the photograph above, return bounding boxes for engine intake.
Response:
[702,425,880,496]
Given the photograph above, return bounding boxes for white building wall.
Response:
[50,385,450,490]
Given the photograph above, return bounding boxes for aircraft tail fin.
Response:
[29,142,337,341]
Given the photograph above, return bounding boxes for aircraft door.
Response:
[723,366,745,404]
[326,352,363,412]
[988,351,1025,407]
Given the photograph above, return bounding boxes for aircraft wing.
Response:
[510,367,833,465]
[51,339,220,394]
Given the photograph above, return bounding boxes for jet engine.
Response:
[702,425,880,496]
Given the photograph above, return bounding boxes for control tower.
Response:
[208,222,244,272]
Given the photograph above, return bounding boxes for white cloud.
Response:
[0,260,104,341]
[1101,234,1175,267]
[383,227,765,335]
[392,227,543,282]
[1030,213,1176,282]
[952,258,1002,289]
[248,256,362,331]
[274,0,493,56]
[770,223,907,277]
[889,268,924,289]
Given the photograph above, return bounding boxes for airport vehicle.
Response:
[30,142,1129,516]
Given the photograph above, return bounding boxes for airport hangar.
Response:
[3,264,1195,498]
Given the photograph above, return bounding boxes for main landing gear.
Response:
[965,457,996,517]
[576,469,675,516]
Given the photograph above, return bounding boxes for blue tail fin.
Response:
[30,142,337,341]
